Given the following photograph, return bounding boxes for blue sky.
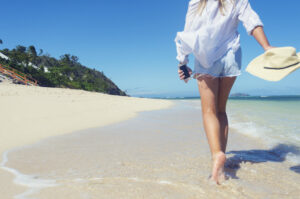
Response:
[1,0,300,97]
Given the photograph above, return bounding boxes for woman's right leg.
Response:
[197,76,226,184]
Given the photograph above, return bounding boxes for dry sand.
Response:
[0,83,173,198]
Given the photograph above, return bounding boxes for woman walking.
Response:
[175,0,273,184]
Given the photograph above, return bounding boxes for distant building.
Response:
[0,52,49,73]
[0,52,9,60]
[43,67,49,73]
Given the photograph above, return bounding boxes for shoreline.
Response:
[0,83,174,199]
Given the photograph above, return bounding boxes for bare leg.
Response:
[218,76,237,153]
[217,76,237,181]
[197,76,225,184]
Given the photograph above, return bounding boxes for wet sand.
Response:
[3,100,300,199]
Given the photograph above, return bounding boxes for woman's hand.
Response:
[264,45,275,51]
[178,65,192,83]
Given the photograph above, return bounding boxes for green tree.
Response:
[71,55,79,63]
[0,45,127,96]
[28,45,37,57]
[60,54,71,64]
[16,45,26,53]
[28,45,37,64]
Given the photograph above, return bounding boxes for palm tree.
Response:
[28,45,37,57]
[38,49,43,56]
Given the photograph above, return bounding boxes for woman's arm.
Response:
[251,26,273,51]
[237,0,274,51]
[175,1,200,66]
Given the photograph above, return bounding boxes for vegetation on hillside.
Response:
[0,43,126,96]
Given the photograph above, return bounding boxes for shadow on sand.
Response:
[225,144,300,179]
[290,165,300,173]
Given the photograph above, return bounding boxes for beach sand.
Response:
[0,83,173,198]
[1,83,300,199]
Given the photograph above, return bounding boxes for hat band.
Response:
[264,62,300,70]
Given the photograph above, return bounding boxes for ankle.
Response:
[212,151,225,160]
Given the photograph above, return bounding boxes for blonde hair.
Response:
[198,0,235,16]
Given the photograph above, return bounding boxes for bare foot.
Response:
[218,167,228,183]
[210,152,226,185]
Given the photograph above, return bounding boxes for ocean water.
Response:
[226,96,300,162]
[230,99,300,143]
[174,96,300,146]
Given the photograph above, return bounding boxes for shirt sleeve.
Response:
[184,0,198,32]
[175,0,199,65]
[238,0,264,35]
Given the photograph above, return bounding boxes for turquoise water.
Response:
[180,96,300,164]
[172,96,300,146]
[227,97,300,146]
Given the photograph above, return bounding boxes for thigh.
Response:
[197,76,220,114]
[218,77,237,112]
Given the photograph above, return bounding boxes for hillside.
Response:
[0,45,126,96]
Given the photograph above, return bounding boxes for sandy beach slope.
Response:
[0,83,173,198]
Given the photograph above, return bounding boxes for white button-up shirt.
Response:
[175,0,263,69]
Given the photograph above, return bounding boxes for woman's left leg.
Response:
[218,76,237,153]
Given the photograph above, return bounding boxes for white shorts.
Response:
[193,47,242,79]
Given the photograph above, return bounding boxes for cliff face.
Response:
[0,46,127,96]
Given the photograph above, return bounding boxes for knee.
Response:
[218,105,226,114]
[217,111,227,117]
[202,107,218,116]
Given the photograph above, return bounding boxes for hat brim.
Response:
[246,52,300,81]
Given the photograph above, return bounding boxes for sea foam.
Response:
[1,150,59,199]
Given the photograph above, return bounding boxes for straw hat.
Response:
[246,47,300,81]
